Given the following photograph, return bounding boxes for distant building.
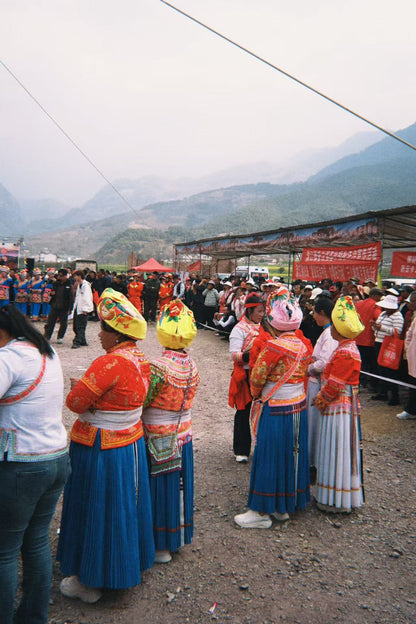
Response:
[38,252,58,263]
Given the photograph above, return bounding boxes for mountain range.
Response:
[2,123,416,262]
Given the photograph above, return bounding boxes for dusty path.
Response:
[47,322,416,624]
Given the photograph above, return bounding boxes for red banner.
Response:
[390,251,416,278]
[188,260,201,271]
[293,242,381,282]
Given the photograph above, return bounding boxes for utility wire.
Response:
[161,0,416,153]
[0,59,141,217]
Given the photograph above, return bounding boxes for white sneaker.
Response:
[235,455,248,463]
[234,509,272,528]
[155,549,172,563]
[60,576,102,603]
[57,338,63,344]
[272,511,290,522]
[396,411,416,420]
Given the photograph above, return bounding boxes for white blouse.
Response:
[0,339,67,461]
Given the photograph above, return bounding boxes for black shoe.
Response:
[371,394,388,401]
[71,344,81,349]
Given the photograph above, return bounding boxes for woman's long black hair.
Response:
[0,305,54,357]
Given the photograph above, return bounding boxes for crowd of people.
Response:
[1,262,416,623]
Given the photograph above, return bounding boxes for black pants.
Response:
[73,311,88,346]
[358,345,377,390]
[204,306,217,328]
[233,402,252,457]
[143,297,158,321]
[44,308,68,340]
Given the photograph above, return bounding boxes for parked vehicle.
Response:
[235,265,269,283]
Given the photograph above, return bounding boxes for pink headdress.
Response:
[266,286,303,331]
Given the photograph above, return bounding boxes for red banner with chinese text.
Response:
[293,242,381,282]
[390,251,416,278]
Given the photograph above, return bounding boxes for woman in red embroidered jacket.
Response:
[234,289,311,528]
[228,294,264,463]
[143,300,199,564]
[313,296,365,513]
[57,289,154,603]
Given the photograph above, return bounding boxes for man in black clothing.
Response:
[143,272,160,321]
[44,269,74,343]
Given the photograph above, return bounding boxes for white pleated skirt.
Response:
[315,387,364,511]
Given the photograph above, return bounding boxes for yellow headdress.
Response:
[157,299,197,349]
[98,288,147,340]
[331,295,364,340]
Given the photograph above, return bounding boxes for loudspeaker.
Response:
[25,258,35,272]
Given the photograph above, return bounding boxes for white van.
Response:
[235,265,269,283]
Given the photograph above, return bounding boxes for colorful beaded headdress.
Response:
[98,288,147,340]
[331,295,364,339]
[266,286,303,331]
[157,299,197,349]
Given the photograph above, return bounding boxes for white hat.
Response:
[223,281,233,288]
[386,288,399,296]
[303,284,313,290]
[311,287,323,300]
[376,295,399,310]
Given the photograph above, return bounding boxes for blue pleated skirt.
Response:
[57,432,155,589]
[149,440,194,552]
[248,401,310,514]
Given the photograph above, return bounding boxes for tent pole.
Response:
[378,216,385,286]
[287,250,292,286]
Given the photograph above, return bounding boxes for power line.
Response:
[0,59,141,217]
[160,0,416,153]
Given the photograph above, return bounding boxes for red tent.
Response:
[132,258,174,272]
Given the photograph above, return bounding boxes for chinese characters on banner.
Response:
[293,242,381,282]
[390,252,416,278]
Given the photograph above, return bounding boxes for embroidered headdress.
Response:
[266,286,303,331]
[331,295,364,339]
[98,288,147,340]
[157,299,197,349]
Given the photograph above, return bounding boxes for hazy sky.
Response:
[1,0,415,205]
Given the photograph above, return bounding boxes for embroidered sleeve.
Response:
[66,354,121,413]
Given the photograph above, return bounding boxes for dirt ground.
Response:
[45,321,416,624]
